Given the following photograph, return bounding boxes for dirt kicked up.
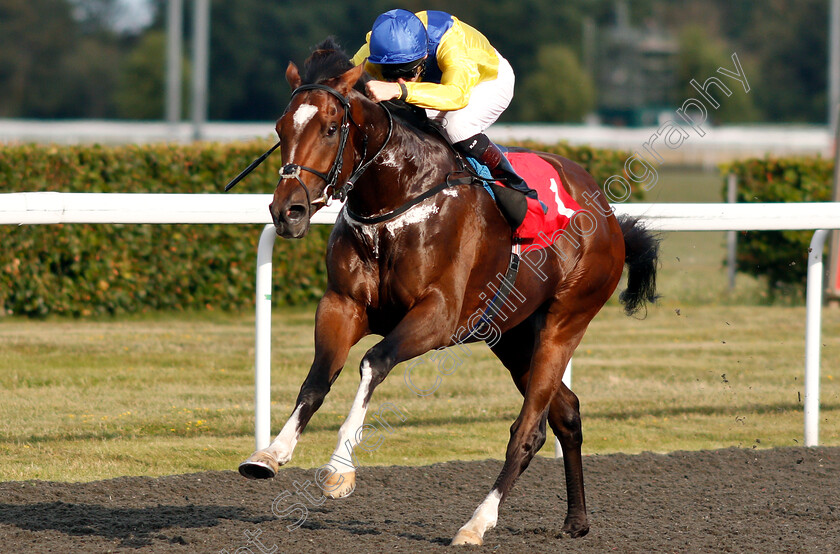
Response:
[0,446,837,553]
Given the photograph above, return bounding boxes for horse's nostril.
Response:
[286,204,307,222]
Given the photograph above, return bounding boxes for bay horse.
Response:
[235,39,659,546]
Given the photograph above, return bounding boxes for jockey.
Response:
[352,9,546,237]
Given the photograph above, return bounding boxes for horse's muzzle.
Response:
[269,201,310,239]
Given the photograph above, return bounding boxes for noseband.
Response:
[279,83,393,214]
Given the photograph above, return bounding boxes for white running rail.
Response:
[2,193,839,449]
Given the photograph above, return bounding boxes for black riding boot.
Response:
[455,133,546,229]
[454,133,538,200]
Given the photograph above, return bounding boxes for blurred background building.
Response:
[595,1,678,127]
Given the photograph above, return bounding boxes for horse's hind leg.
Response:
[549,382,589,537]
[485,318,588,539]
[453,312,588,546]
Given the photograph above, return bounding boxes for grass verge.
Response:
[1,303,837,482]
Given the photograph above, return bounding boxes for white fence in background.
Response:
[0,120,831,165]
[2,194,839,451]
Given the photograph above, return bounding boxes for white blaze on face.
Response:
[293,104,319,131]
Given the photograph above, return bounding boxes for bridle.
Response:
[223,80,481,227]
[223,81,393,217]
[278,83,393,216]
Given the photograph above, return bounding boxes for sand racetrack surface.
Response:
[0,447,837,553]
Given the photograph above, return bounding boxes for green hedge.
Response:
[1,140,629,318]
[510,140,643,200]
[722,156,835,299]
[0,142,331,317]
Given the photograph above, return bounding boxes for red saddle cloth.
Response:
[504,152,582,250]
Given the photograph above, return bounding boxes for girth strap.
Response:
[462,245,522,343]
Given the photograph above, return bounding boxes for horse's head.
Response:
[269,55,366,238]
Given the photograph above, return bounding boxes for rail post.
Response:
[804,229,829,446]
[726,173,738,290]
[254,224,276,450]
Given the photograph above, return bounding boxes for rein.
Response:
[223,82,393,205]
[343,98,485,225]
[344,174,475,225]
[224,80,485,226]
[282,84,482,226]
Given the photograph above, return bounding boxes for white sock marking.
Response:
[329,361,373,472]
[268,404,303,465]
[459,489,502,538]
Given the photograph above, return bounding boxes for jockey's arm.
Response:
[352,40,403,103]
[353,28,481,110]
[401,38,480,111]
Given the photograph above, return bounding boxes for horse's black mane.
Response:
[302,38,444,138]
[301,37,355,86]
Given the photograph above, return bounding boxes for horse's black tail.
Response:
[618,216,660,317]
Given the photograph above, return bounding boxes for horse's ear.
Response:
[286,61,302,90]
[335,63,366,96]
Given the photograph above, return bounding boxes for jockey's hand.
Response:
[366,79,403,103]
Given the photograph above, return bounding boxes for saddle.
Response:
[380,101,581,251]
[469,151,582,250]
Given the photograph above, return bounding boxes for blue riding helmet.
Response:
[368,9,429,65]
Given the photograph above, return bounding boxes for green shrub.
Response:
[1,140,629,318]
[510,140,642,199]
[0,142,330,317]
[722,156,834,300]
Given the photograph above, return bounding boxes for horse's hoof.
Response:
[238,451,279,480]
[323,470,355,498]
[451,529,483,546]
[561,517,590,538]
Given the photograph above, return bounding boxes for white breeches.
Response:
[425,51,515,143]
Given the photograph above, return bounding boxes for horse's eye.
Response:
[326,123,338,137]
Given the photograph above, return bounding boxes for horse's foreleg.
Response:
[452,317,584,546]
[239,292,367,479]
[323,293,454,498]
[318,356,372,498]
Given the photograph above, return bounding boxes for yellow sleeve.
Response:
[403,24,480,111]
